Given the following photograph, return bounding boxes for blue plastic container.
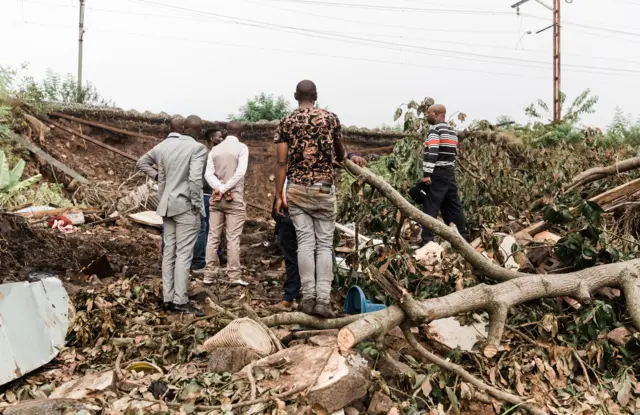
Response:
[343,286,387,315]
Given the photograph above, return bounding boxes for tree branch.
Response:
[337,255,640,351]
[262,312,365,329]
[566,156,640,193]
[401,325,547,415]
[343,159,522,282]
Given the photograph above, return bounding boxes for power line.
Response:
[6,17,640,87]
[8,0,640,75]
[126,0,640,75]
[262,0,640,37]
[239,0,517,34]
[257,0,518,15]
[239,0,640,64]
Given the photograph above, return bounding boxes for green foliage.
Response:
[16,68,111,110]
[545,200,630,270]
[376,122,403,132]
[525,88,599,125]
[228,92,292,122]
[0,150,42,209]
[0,66,15,136]
[604,107,640,146]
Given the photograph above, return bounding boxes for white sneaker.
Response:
[191,268,205,276]
[229,279,249,287]
[203,276,215,285]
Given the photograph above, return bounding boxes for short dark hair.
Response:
[204,128,221,139]
[295,80,317,102]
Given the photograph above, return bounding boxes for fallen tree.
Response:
[265,159,640,414]
[566,155,640,193]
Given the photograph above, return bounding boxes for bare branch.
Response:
[401,325,548,415]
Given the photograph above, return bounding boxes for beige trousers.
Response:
[205,198,246,280]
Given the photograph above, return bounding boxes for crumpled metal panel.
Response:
[0,278,69,386]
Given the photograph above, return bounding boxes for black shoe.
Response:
[161,302,175,312]
[297,298,316,315]
[173,303,205,317]
[313,302,335,318]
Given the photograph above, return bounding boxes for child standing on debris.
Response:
[137,115,207,316]
[203,121,249,286]
[421,104,469,244]
[273,80,347,318]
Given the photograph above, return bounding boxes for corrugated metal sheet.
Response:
[0,278,69,386]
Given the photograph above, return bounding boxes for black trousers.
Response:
[422,168,469,243]
[273,207,302,303]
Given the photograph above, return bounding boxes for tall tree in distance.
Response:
[228,92,292,122]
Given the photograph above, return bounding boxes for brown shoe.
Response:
[271,301,294,312]
[297,298,316,315]
[313,302,335,318]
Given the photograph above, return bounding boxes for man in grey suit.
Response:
[137,115,207,315]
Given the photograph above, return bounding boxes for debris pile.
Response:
[0,101,639,415]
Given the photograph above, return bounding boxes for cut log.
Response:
[566,155,640,193]
[6,131,89,184]
[49,112,159,142]
[48,119,139,162]
[240,345,369,413]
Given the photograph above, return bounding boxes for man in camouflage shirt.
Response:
[273,80,346,317]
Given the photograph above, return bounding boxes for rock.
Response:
[376,351,415,381]
[387,408,400,415]
[344,407,360,415]
[308,335,338,347]
[413,242,443,266]
[426,316,488,352]
[242,345,370,413]
[50,370,114,399]
[367,391,394,415]
[3,399,88,415]
[208,347,260,373]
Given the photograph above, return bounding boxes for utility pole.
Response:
[77,0,85,103]
[552,0,561,123]
[511,0,567,123]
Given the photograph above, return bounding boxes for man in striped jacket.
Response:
[421,104,469,244]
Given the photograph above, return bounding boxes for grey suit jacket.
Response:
[137,133,207,218]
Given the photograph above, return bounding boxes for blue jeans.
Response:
[162,194,224,270]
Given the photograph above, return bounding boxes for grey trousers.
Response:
[287,183,336,304]
[162,210,201,305]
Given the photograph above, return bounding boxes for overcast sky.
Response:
[1,0,640,129]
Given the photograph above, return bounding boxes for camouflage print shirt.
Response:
[274,108,343,187]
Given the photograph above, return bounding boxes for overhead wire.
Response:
[6,0,640,76]
[124,0,640,75]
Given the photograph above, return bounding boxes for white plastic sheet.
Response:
[0,277,69,386]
